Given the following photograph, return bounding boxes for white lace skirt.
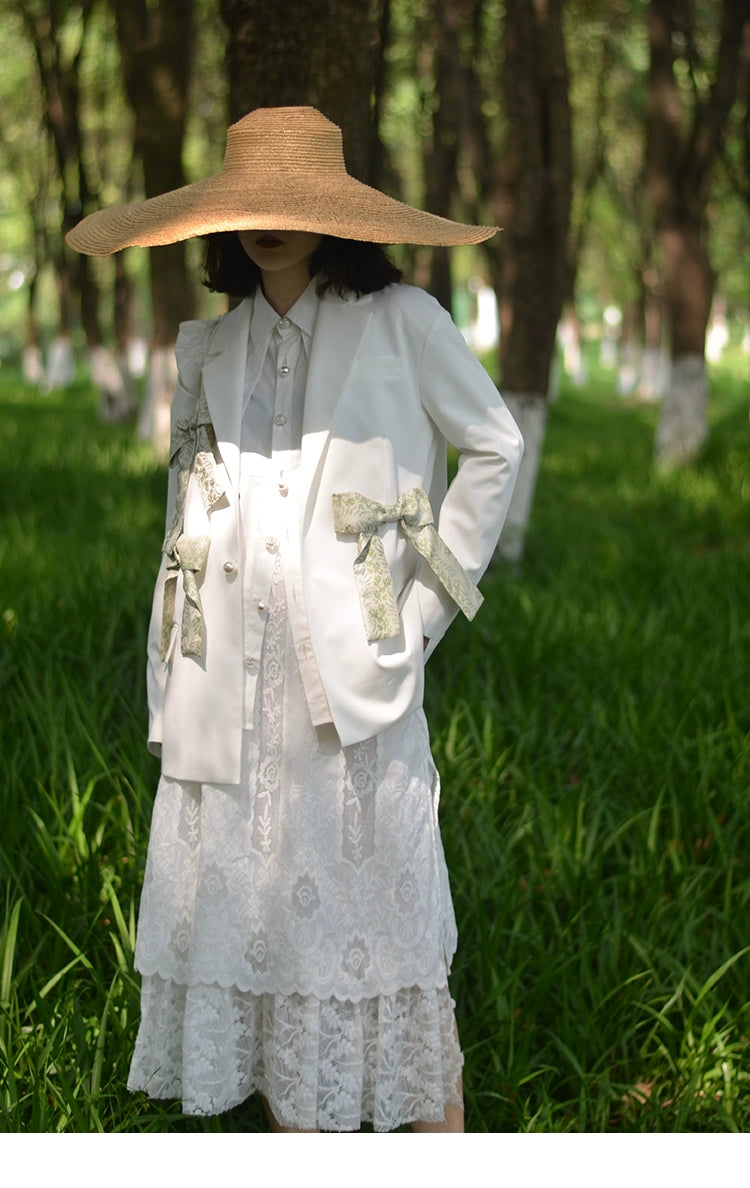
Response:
[128,561,463,1130]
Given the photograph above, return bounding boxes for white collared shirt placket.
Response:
[238,294,330,730]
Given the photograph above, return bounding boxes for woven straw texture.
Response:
[65,107,497,256]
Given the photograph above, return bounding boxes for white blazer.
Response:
[146,283,523,784]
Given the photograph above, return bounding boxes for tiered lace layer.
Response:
[129,552,461,1128]
[128,976,463,1129]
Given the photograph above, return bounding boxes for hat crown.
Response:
[223,106,348,175]
[65,105,497,254]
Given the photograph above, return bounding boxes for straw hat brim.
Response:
[66,171,497,256]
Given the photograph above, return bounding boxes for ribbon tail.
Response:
[161,572,178,661]
[163,468,190,556]
[193,450,225,512]
[405,523,484,621]
[174,533,210,657]
[193,422,226,512]
[352,533,402,642]
[180,570,205,657]
[160,533,210,660]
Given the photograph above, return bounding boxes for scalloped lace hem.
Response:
[132,960,453,1003]
[128,974,463,1131]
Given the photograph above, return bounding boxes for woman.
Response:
[67,106,523,1132]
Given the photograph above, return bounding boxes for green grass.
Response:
[1,350,749,1132]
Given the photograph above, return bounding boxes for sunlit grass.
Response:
[1,352,749,1131]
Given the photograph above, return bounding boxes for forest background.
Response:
[1,0,750,1138]
[0,0,749,541]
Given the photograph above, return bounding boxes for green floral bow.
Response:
[161,533,210,659]
[332,487,483,642]
[160,393,225,660]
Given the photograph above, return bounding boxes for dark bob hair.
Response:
[203,232,403,299]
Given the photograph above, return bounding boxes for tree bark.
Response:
[490,0,572,561]
[23,269,44,385]
[219,0,386,182]
[647,0,748,466]
[110,0,197,448]
[720,17,750,211]
[19,0,117,397]
[419,0,468,311]
[496,0,571,396]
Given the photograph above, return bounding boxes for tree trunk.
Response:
[21,1,101,390]
[638,245,668,402]
[617,300,642,398]
[111,253,139,421]
[491,0,572,562]
[219,0,386,183]
[497,0,571,394]
[110,0,197,451]
[370,0,393,191]
[499,391,548,564]
[23,270,44,386]
[647,0,747,466]
[46,243,75,390]
[20,0,141,412]
[419,0,469,311]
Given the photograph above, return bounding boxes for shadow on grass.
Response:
[2,366,749,1132]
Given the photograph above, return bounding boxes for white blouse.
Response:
[237,281,331,730]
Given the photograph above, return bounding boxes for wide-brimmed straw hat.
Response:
[65,106,497,256]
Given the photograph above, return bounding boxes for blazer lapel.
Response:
[300,292,373,501]
[200,290,372,497]
[202,297,252,491]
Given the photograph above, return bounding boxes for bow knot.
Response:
[332,487,483,642]
[161,533,210,660]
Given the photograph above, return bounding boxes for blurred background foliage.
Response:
[0,0,747,363]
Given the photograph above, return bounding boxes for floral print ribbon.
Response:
[332,487,483,642]
[161,533,210,659]
[160,393,226,660]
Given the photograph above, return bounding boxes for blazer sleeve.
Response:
[145,317,217,756]
[415,306,524,651]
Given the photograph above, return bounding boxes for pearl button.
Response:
[274,413,287,426]
[265,537,279,552]
[223,560,237,575]
[279,365,290,375]
[257,600,267,612]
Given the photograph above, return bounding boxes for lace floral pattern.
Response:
[133,560,457,1001]
[128,975,463,1130]
[130,487,461,1126]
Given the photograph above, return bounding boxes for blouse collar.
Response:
[249,276,319,351]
